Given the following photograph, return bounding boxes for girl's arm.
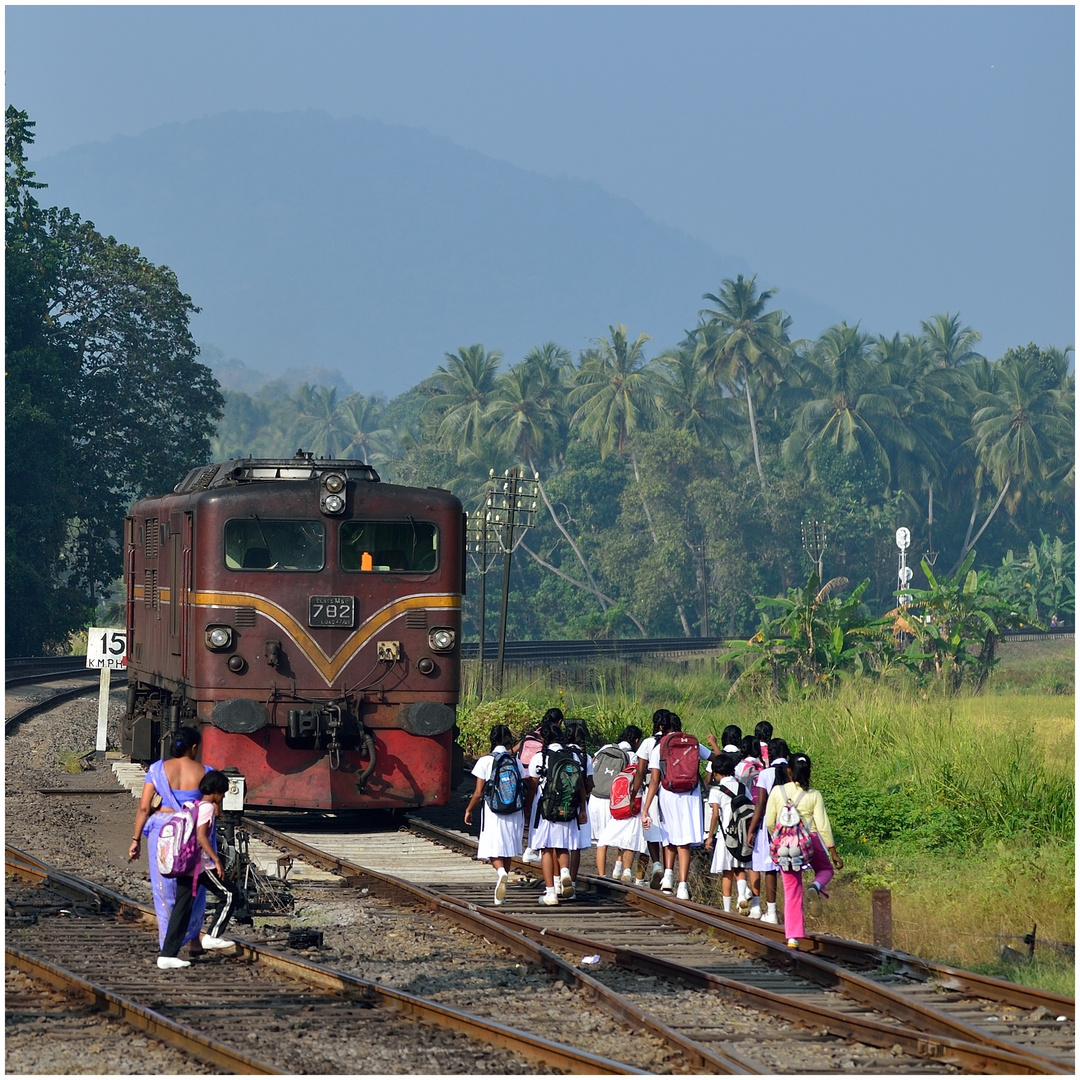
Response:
[640,769,661,827]
[812,794,841,866]
[463,775,485,826]
[197,815,223,876]
[745,784,768,846]
[128,780,157,860]
[704,799,720,850]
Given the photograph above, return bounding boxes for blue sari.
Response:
[141,759,210,948]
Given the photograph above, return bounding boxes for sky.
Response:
[4,4,1075,365]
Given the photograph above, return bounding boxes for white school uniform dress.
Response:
[708,777,749,872]
[647,741,711,846]
[750,761,783,872]
[528,743,579,850]
[595,743,644,853]
[471,746,526,860]
[636,736,664,843]
[567,746,594,850]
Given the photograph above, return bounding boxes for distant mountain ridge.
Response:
[36,110,838,395]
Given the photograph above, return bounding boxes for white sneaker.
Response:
[494,870,508,905]
[806,883,823,917]
[660,869,674,893]
[621,869,634,883]
[200,935,234,950]
[650,862,664,889]
[559,872,574,898]
[521,848,540,865]
[157,956,191,969]
[538,891,559,906]
[633,878,646,888]
[748,900,762,920]
[611,861,623,879]
[761,909,779,924]
[676,882,690,900]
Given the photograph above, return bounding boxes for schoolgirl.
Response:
[518,707,563,865]
[527,719,587,905]
[562,719,594,894]
[593,724,644,882]
[734,734,763,796]
[704,752,752,913]
[744,737,790,923]
[640,712,712,900]
[763,753,843,948]
[633,710,673,888]
[464,724,527,906]
[754,721,773,766]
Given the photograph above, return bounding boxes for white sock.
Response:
[767,902,777,915]
[497,867,508,879]
[612,861,623,878]
[545,886,557,899]
[737,879,751,901]
[560,868,571,881]
[722,896,732,912]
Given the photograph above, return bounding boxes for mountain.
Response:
[36,110,838,395]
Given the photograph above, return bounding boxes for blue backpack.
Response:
[484,752,524,815]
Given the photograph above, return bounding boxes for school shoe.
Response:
[659,869,674,893]
[761,909,779,925]
[675,882,690,901]
[559,872,574,899]
[649,862,664,889]
[538,891,559,906]
[620,869,634,883]
[494,870,508,905]
[736,895,751,916]
[786,938,799,950]
[747,900,762,919]
[157,956,191,969]
[200,935,234,950]
[611,861,624,880]
[521,848,540,865]
[632,878,646,888]
[805,883,823,918]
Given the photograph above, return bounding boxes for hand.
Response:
[213,857,224,877]
[832,853,844,870]
[128,838,141,862]
[641,814,651,829]
[463,809,473,826]
[704,836,714,851]
[746,830,757,848]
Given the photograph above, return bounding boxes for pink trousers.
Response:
[780,833,833,941]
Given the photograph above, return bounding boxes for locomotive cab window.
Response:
[224,519,325,571]
[341,521,438,572]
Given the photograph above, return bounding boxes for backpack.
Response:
[608,763,641,820]
[156,801,203,894]
[658,732,702,793]
[735,758,762,799]
[518,728,544,767]
[484,752,524,815]
[591,743,630,799]
[769,788,814,871]
[537,747,585,823]
[723,783,756,862]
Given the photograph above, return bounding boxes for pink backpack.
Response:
[608,764,641,820]
[658,732,701,793]
[518,729,544,767]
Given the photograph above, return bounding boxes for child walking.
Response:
[464,725,527,905]
[704,753,752,912]
[157,770,236,970]
[763,753,843,949]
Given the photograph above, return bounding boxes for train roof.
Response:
[174,452,380,494]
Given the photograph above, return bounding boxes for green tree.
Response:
[430,344,503,450]
[295,384,345,457]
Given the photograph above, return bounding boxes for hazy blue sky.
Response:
[6,5,1075,364]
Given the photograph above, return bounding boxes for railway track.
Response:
[235,812,1073,1075]
[5,846,640,1075]
[5,664,110,733]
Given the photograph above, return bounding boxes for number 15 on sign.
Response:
[86,626,126,759]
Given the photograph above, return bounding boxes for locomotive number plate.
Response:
[309,595,356,628]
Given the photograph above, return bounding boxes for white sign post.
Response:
[86,627,127,759]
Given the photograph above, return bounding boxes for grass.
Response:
[458,637,1075,995]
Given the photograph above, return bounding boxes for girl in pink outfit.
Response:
[763,753,843,948]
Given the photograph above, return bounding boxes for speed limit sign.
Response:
[87,627,127,669]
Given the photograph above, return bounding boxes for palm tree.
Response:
[568,325,661,459]
[654,346,729,449]
[295,384,346,458]
[920,312,984,369]
[784,323,913,494]
[337,393,392,464]
[695,274,791,487]
[430,344,503,450]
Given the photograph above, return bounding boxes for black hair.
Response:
[564,719,588,747]
[542,707,564,726]
[711,752,738,779]
[651,708,669,736]
[789,754,812,789]
[754,721,773,742]
[721,724,742,748]
[199,769,230,796]
[768,737,790,762]
[618,724,642,746]
[668,712,682,732]
[168,726,201,759]
[740,733,760,759]
[489,725,514,750]
[540,718,564,746]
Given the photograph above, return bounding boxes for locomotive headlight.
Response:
[428,627,456,653]
[324,473,345,494]
[205,625,234,651]
[322,493,345,514]
[321,473,347,515]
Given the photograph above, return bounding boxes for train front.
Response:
[187,458,463,811]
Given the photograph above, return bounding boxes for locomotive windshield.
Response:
[340,521,438,572]
[224,519,325,571]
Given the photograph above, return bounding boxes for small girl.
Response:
[157,770,236,970]
[763,753,843,949]
[517,707,563,865]
[633,710,673,888]
[704,753,752,913]
[464,725,526,905]
[594,724,643,883]
[563,719,595,894]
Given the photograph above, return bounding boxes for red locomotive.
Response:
[121,453,464,811]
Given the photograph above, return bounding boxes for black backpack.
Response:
[484,751,524,814]
[724,785,756,862]
[537,747,585,823]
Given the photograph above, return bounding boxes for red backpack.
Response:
[608,763,641,820]
[658,732,702,793]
